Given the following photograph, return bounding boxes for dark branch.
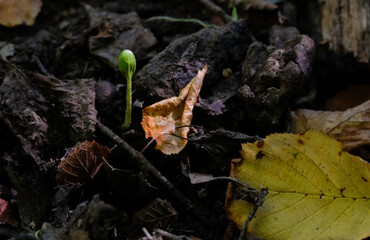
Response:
[97,122,194,210]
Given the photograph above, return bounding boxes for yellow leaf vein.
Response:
[267,198,334,238]
[312,199,355,240]
[272,138,341,195]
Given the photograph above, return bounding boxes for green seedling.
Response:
[119,49,136,130]
[34,229,42,240]
[232,6,238,21]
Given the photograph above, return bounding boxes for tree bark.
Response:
[319,0,370,63]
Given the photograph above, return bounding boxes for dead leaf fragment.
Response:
[141,65,207,154]
[292,99,370,150]
[225,130,370,240]
[0,198,18,227]
[130,198,177,233]
[56,141,111,185]
[0,0,42,27]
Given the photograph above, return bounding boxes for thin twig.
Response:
[142,227,153,240]
[198,0,233,23]
[97,122,194,210]
[238,188,268,240]
[154,228,193,240]
[141,138,156,153]
[102,157,118,171]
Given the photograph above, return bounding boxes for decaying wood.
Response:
[319,0,370,63]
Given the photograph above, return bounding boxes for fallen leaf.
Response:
[56,141,110,185]
[141,65,207,154]
[0,0,42,27]
[0,198,19,227]
[292,100,370,150]
[130,198,177,234]
[225,130,370,240]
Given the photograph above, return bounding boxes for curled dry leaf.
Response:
[292,100,370,150]
[56,141,110,186]
[0,0,42,27]
[141,65,207,154]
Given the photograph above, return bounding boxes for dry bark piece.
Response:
[141,65,207,155]
[0,60,98,164]
[0,60,48,165]
[319,0,370,63]
[56,141,111,185]
[0,0,42,27]
[292,100,370,150]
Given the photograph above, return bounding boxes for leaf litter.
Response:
[0,1,369,239]
[292,99,370,150]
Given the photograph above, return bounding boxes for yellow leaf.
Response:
[0,0,42,27]
[225,130,370,240]
[292,100,370,150]
[141,65,207,154]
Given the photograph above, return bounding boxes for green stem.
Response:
[122,76,132,130]
[147,16,219,28]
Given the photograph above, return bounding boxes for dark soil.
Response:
[0,0,369,239]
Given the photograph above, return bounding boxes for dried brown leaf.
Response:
[0,198,18,227]
[0,0,42,27]
[131,198,177,231]
[292,100,370,150]
[141,65,207,154]
[56,141,110,185]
